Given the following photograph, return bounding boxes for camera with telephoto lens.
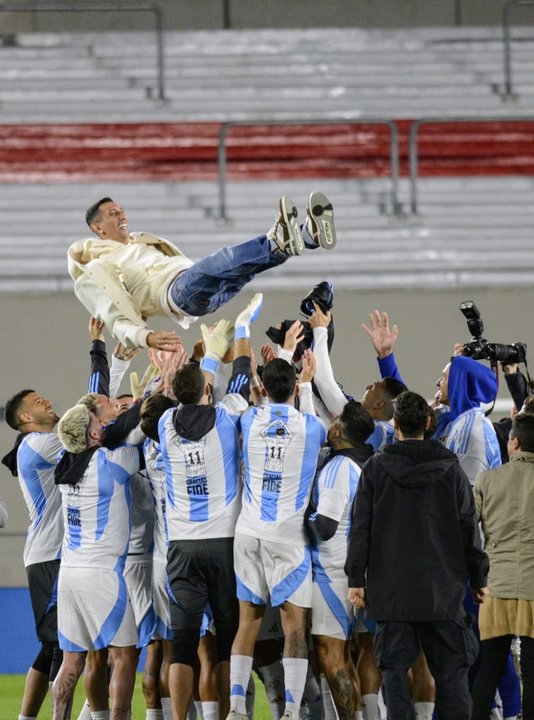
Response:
[460,301,527,364]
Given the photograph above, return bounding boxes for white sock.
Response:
[355,712,364,720]
[320,675,337,720]
[246,674,256,718]
[361,694,380,720]
[147,710,164,720]
[18,716,37,720]
[302,666,323,720]
[77,702,93,720]
[414,702,434,720]
[201,701,218,720]
[230,655,253,714]
[282,658,309,718]
[258,660,285,720]
[91,712,110,720]
[161,697,173,720]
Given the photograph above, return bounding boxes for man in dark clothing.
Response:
[345,390,489,720]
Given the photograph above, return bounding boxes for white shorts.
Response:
[124,553,156,647]
[234,534,312,608]
[311,579,356,640]
[58,566,138,651]
[152,555,172,641]
[257,602,284,642]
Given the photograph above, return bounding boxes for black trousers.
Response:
[373,618,478,720]
[471,634,534,720]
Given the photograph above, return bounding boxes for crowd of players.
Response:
[3,282,534,720]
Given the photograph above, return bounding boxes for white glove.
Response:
[200,319,234,374]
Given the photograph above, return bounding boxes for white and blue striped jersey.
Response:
[440,407,501,484]
[59,446,140,571]
[17,432,64,567]
[236,403,326,545]
[158,397,246,541]
[366,420,395,452]
[144,438,168,560]
[311,455,362,582]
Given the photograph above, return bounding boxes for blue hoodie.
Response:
[436,356,501,483]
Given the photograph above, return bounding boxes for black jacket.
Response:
[345,439,489,622]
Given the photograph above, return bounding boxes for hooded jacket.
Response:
[436,356,501,483]
[345,439,489,622]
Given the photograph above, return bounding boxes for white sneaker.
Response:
[267,196,305,256]
[305,191,336,250]
[225,710,249,720]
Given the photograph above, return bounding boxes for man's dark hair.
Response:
[511,413,534,453]
[85,197,114,228]
[140,395,176,442]
[338,400,375,445]
[522,395,534,416]
[393,391,429,439]
[172,364,206,405]
[382,377,408,399]
[262,359,297,403]
[5,389,34,431]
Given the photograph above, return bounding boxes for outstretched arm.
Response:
[88,317,110,396]
[310,302,346,417]
[362,309,406,384]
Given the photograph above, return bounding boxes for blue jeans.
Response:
[169,234,286,316]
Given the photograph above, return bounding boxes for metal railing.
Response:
[502,0,534,98]
[0,2,166,101]
[409,115,534,214]
[217,119,400,221]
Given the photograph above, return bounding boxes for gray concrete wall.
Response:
[1,0,533,34]
[1,286,532,585]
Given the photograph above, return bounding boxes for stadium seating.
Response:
[2,26,534,290]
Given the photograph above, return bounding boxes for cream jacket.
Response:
[68,232,196,348]
[474,451,534,599]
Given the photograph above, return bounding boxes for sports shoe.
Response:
[305,191,336,250]
[267,196,305,257]
[300,281,334,317]
[225,710,249,720]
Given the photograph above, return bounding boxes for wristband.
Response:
[200,357,219,374]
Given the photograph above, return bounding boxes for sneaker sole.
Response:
[308,191,336,250]
[280,196,305,256]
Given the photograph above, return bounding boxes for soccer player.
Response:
[2,390,64,720]
[159,294,262,720]
[228,353,326,720]
[53,404,143,719]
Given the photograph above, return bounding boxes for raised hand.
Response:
[361,310,398,359]
[146,331,183,352]
[283,320,305,356]
[88,317,105,342]
[309,301,332,329]
[299,349,317,383]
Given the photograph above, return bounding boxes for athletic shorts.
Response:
[57,566,138,652]
[357,609,376,635]
[124,553,156,647]
[234,534,312,608]
[311,579,356,640]
[27,559,60,643]
[152,555,173,641]
[167,537,238,632]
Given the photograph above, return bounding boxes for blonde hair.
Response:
[57,405,92,454]
[77,392,98,414]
